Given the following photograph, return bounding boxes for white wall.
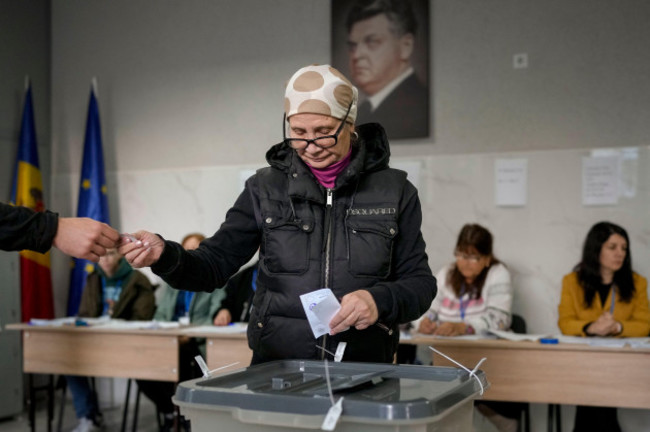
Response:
[47,1,650,430]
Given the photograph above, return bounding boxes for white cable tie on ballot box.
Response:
[428,346,487,395]
[321,358,344,431]
[194,355,239,378]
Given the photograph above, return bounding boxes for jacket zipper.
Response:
[324,188,333,288]
[320,188,334,359]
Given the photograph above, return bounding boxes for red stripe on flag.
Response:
[20,256,54,321]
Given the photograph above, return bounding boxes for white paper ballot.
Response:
[300,288,346,338]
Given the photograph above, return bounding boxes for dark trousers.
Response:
[137,338,203,414]
[573,405,621,432]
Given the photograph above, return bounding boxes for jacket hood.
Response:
[265,122,391,178]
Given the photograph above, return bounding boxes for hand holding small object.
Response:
[118,230,164,268]
[53,217,120,262]
[329,289,378,335]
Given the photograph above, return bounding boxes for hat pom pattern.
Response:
[284,64,358,123]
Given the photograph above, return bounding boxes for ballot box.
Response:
[173,360,488,432]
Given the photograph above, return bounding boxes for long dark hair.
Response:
[448,224,500,298]
[575,221,635,307]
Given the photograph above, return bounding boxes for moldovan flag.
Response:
[10,83,54,321]
[67,84,110,316]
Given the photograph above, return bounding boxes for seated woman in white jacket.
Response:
[417,223,512,336]
[416,223,519,432]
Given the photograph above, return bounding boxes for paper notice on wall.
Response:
[591,147,638,198]
[495,159,527,207]
[582,156,619,206]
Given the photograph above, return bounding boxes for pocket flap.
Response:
[347,219,398,238]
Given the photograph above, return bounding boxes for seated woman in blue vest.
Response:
[68,248,155,432]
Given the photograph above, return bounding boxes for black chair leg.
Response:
[28,374,36,432]
[132,385,141,432]
[46,375,54,432]
[57,378,66,432]
[121,379,132,432]
[547,404,563,432]
[518,404,530,432]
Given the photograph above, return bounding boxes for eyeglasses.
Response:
[454,252,481,263]
[283,103,352,150]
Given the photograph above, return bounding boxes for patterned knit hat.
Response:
[284,64,358,124]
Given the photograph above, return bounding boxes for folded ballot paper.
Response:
[300,288,349,338]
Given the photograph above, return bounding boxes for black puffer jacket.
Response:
[153,123,436,364]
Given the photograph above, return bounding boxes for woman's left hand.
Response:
[329,290,378,335]
[433,321,467,336]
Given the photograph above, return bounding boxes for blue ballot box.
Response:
[173,360,488,432]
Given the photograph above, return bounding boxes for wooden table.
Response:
[405,335,650,410]
[7,323,181,381]
[177,328,252,371]
[7,323,185,432]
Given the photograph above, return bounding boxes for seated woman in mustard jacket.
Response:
[558,221,650,432]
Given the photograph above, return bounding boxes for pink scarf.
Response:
[306,149,353,189]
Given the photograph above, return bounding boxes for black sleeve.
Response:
[218,264,257,321]
[0,202,59,253]
[151,178,261,292]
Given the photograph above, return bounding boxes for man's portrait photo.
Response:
[331,0,430,140]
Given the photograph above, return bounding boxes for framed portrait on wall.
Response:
[331,0,430,140]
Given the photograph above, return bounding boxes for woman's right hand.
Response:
[418,317,437,334]
[118,230,164,268]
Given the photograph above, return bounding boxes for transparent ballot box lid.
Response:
[174,360,488,421]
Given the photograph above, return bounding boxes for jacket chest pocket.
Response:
[346,219,397,278]
[263,216,313,274]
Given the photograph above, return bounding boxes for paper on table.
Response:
[487,329,549,341]
[558,335,650,348]
[182,323,248,334]
[29,317,76,326]
[300,288,347,338]
[431,334,488,341]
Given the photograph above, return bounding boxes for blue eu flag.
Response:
[67,85,110,316]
